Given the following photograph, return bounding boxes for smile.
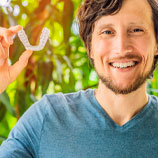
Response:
[109,61,139,69]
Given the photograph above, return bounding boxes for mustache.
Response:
[108,53,142,63]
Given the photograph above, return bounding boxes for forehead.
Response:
[94,0,153,29]
[121,0,152,18]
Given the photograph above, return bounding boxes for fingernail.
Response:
[18,25,23,28]
[0,59,4,66]
[27,50,33,54]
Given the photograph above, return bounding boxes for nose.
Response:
[115,31,133,55]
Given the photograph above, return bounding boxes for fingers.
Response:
[9,50,33,82]
[0,25,23,45]
[9,25,23,32]
[0,25,23,66]
[0,43,5,58]
[0,43,7,67]
[0,42,9,67]
[0,58,4,67]
[7,25,23,44]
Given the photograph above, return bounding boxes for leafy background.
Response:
[0,0,158,144]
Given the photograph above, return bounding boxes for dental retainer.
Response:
[18,27,50,51]
[0,27,50,67]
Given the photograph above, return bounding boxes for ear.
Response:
[87,47,94,59]
[89,52,94,59]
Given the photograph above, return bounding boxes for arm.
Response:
[0,96,47,158]
[0,25,33,94]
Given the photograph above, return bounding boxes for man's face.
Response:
[90,0,158,94]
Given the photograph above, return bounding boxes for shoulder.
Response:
[149,94,158,109]
[45,89,94,105]
[12,88,94,124]
[43,89,94,114]
[147,94,158,119]
[0,89,94,157]
[13,88,95,135]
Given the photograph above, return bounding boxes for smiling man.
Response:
[81,0,158,126]
[0,0,158,157]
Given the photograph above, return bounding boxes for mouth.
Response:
[109,61,139,69]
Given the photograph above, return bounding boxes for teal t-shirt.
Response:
[0,89,158,158]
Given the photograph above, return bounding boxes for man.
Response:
[0,0,158,157]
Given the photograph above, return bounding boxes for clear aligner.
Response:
[18,27,50,51]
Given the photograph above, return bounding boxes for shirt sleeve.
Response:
[0,95,48,158]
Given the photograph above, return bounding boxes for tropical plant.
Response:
[0,0,158,145]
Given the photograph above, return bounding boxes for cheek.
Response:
[134,38,155,68]
[130,39,156,79]
[91,39,111,58]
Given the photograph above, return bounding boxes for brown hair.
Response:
[77,0,158,70]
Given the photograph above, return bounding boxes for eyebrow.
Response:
[97,22,146,30]
[128,22,146,26]
[97,24,115,30]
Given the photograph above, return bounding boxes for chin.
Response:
[98,74,148,95]
[114,80,135,88]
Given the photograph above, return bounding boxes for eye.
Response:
[103,30,112,34]
[104,30,112,34]
[129,28,144,33]
[101,30,114,35]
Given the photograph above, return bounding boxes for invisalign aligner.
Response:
[18,27,50,51]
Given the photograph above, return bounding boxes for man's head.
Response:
[78,0,158,57]
[78,0,158,95]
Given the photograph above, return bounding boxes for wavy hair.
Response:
[78,0,158,71]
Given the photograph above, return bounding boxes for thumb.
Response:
[9,50,33,82]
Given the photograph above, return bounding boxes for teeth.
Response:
[111,61,136,68]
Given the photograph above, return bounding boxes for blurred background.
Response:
[0,0,158,144]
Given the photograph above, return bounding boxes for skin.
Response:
[90,0,158,126]
[0,0,157,127]
[0,25,33,93]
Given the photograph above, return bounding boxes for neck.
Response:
[95,81,148,126]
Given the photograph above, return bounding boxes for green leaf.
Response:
[0,135,6,141]
[37,61,54,95]
[0,92,16,117]
[0,103,6,121]
[15,89,34,116]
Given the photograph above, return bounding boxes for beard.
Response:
[93,58,155,95]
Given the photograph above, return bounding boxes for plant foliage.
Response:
[0,0,158,145]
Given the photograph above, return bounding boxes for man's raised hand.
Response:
[0,25,33,94]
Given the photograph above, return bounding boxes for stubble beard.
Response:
[94,60,154,95]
